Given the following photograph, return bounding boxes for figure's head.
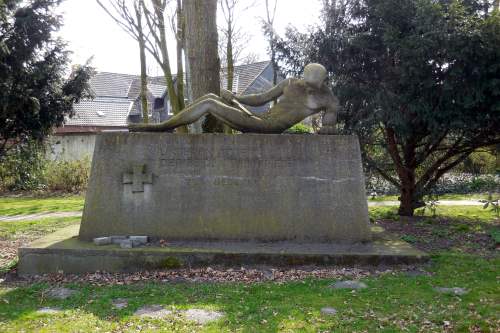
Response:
[303,63,328,88]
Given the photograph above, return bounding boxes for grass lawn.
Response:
[0,195,84,216]
[369,205,500,222]
[0,196,498,332]
[368,193,495,202]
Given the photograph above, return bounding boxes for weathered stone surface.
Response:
[183,309,224,325]
[134,305,172,318]
[46,287,77,300]
[120,239,133,249]
[330,280,367,290]
[79,133,371,242]
[111,236,127,245]
[434,287,468,296]
[321,307,337,316]
[93,237,111,246]
[18,225,429,275]
[130,236,149,245]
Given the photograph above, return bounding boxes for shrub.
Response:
[366,173,500,196]
[456,150,496,175]
[284,123,313,134]
[44,157,91,193]
[0,141,47,192]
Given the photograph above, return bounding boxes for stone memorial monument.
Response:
[18,64,427,275]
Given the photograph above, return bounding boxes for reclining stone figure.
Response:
[129,63,338,134]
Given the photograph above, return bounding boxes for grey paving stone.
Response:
[434,287,468,296]
[129,236,148,245]
[111,236,127,245]
[93,237,112,246]
[111,298,128,309]
[134,305,172,319]
[45,287,77,300]
[120,239,134,249]
[321,307,337,316]
[183,309,224,325]
[330,280,367,290]
[36,307,62,314]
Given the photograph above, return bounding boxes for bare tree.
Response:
[262,0,278,85]
[142,0,188,132]
[218,0,256,91]
[184,0,223,133]
[240,52,261,65]
[96,0,149,123]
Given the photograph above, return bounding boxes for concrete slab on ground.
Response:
[17,225,428,275]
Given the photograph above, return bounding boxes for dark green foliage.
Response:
[490,228,500,243]
[0,140,47,191]
[0,0,93,159]
[275,0,500,216]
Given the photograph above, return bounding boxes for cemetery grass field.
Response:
[0,196,84,216]
[0,197,498,332]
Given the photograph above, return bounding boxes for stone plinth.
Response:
[18,225,428,275]
[78,133,371,242]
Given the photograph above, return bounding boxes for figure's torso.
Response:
[263,79,334,128]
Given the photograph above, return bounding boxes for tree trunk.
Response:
[176,0,185,113]
[226,26,234,91]
[184,0,223,133]
[173,0,187,133]
[496,143,500,174]
[398,178,417,216]
[397,166,427,216]
[136,7,149,123]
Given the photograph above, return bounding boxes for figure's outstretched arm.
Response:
[319,95,339,135]
[234,78,293,106]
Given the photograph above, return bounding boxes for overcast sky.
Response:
[57,0,322,75]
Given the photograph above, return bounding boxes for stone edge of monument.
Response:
[17,225,429,275]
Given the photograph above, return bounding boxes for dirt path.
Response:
[367,199,484,207]
[0,200,485,222]
[0,211,82,222]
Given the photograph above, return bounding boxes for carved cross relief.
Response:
[122,164,153,193]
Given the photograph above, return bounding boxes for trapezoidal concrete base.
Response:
[18,225,429,276]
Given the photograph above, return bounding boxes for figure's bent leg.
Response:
[129,94,239,132]
[129,94,269,132]
[129,95,219,132]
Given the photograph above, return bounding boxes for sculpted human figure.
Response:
[129,63,339,134]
